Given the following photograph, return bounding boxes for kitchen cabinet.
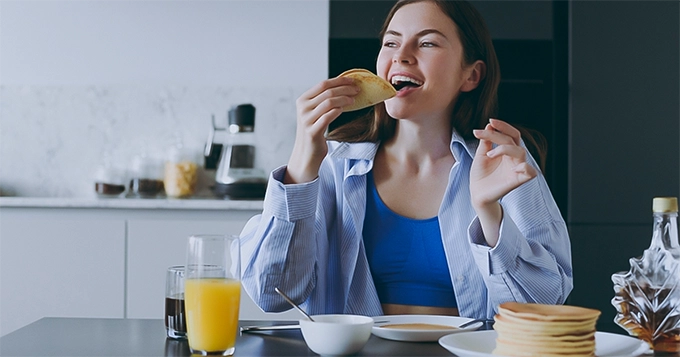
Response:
[0,200,301,337]
[0,208,125,336]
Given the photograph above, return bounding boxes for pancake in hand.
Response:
[338,69,396,112]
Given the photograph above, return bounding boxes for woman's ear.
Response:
[460,60,486,92]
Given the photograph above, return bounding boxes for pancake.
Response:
[380,323,456,330]
[498,302,601,322]
[492,302,601,357]
[337,69,396,112]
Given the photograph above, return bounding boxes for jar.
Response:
[94,165,126,198]
[164,147,199,198]
[128,155,164,198]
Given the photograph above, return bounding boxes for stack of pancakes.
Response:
[493,302,601,357]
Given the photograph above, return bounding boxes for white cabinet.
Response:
[0,209,126,336]
[0,204,300,337]
[126,212,302,322]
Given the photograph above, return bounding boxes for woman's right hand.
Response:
[284,76,360,184]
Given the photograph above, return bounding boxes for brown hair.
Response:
[327,0,546,170]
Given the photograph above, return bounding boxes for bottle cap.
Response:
[652,197,678,213]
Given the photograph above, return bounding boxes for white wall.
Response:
[0,0,327,86]
[0,0,329,197]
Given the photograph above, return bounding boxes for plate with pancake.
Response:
[371,315,483,342]
[438,330,649,357]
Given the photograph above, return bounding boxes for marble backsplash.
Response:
[0,85,301,197]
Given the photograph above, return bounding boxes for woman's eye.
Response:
[421,41,436,48]
[382,41,398,48]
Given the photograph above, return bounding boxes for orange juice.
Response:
[184,278,241,354]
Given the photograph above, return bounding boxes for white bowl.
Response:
[299,314,374,356]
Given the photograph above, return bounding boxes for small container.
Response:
[165,266,186,339]
[94,165,126,198]
[128,155,164,198]
[164,147,199,198]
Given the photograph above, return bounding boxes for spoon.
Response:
[275,287,315,322]
[458,319,487,329]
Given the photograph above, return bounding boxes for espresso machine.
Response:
[205,104,267,199]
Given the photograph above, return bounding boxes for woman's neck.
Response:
[382,118,453,165]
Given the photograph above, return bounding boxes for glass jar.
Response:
[164,147,199,198]
[94,165,126,198]
[128,155,164,198]
[612,197,680,353]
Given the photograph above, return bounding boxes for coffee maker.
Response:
[205,104,267,199]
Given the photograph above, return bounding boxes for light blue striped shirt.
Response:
[239,130,573,319]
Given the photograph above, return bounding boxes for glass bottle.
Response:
[612,197,680,353]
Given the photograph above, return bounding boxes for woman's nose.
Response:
[393,46,415,64]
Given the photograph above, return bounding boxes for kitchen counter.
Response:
[0,196,264,210]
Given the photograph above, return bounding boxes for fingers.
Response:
[513,162,538,182]
[299,77,359,112]
[485,144,525,160]
[296,77,360,131]
[488,118,521,146]
[473,123,516,147]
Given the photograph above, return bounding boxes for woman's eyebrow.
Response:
[417,29,447,39]
[384,28,447,39]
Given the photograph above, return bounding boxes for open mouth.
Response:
[391,75,423,91]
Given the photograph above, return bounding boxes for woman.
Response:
[239,0,572,319]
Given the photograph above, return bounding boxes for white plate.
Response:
[438,330,650,357]
[371,315,483,342]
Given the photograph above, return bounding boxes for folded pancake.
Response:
[338,69,396,112]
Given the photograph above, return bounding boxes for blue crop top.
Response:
[362,170,457,308]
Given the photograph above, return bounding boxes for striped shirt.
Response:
[239,130,573,319]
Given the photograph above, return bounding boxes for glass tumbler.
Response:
[184,235,241,356]
[165,266,187,339]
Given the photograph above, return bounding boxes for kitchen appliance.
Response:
[205,104,267,199]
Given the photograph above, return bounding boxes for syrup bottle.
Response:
[612,197,680,353]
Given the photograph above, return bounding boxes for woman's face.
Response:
[377,1,478,122]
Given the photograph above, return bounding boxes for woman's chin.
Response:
[385,102,412,120]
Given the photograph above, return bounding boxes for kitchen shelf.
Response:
[0,197,264,211]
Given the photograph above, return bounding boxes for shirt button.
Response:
[456,275,464,282]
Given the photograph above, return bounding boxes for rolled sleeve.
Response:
[468,215,523,276]
[264,166,320,222]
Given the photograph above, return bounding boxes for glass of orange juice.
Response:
[184,234,241,356]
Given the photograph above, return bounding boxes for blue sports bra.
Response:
[362,170,457,308]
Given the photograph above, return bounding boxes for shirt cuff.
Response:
[263,165,319,222]
[468,214,522,275]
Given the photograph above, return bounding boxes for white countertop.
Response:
[0,196,264,210]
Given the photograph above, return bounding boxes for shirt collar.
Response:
[327,130,478,164]
[450,129,478,162]
[328,141,379,161]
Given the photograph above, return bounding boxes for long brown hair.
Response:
[327,0,546,170]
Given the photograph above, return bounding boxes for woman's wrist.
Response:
[473,201,503,247]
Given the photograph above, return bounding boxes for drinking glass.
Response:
[165,265,187,339]
[184,234,241,356]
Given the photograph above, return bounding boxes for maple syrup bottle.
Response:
[612,197,680,353]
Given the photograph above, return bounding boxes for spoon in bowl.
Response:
[275,287,315,322]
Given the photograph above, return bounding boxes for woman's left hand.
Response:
[470,118,537,210]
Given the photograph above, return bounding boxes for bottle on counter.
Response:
[612,197,680,353]
[164,146,199,198]
[128,154,165,198]
[94,164,127,198]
